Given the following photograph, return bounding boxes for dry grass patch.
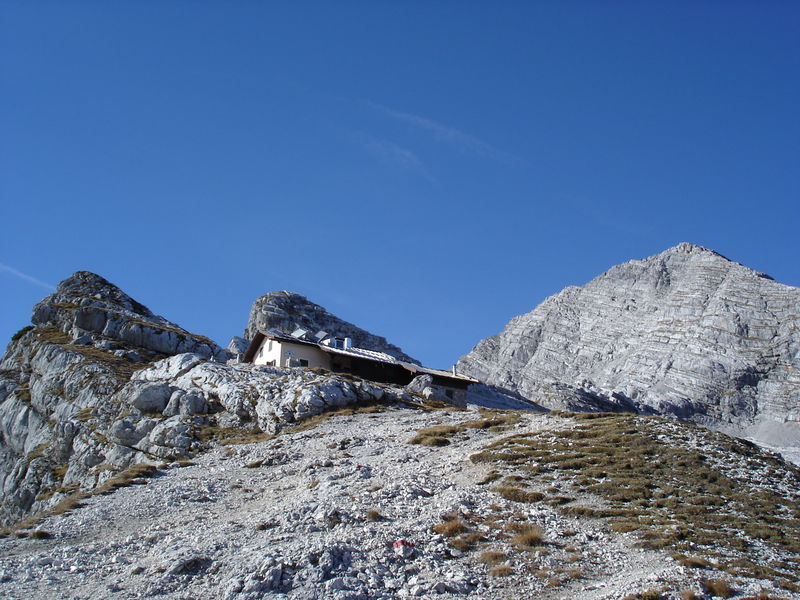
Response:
[94,464,157,495]
[494,486,544,503]
[410,409,522,446]
[477,471,502,485]
[0,490,88,538]
[29,530,52,539]
[478,551,507,566]
[470,412,800,585]
[194,425,272,446]
[450,532,484,551]
[508,523,545,548]
[489,565,513,577]
[433,518,467,537]
[411,433,451,447]
[702,579,735,598]
[679,556,712,569]
[565,567,583,579]
[290,401,390,433]
[365,510,384,522]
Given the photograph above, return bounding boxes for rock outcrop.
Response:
[458,243,800,445]
[240,291,419,364]
[0,273,422,526]
[0,272,230,525]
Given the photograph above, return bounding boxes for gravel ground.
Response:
[0,406,796,600]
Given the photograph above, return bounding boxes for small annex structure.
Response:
[242,329,478,404]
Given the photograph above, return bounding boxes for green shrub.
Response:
[11,326,34,342]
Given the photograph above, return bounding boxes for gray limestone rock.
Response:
[228,336,249,356]
[458,243,800,445]
[239,291,418,364]
[405,375,434,395]
[128,382,173,414]
[0,271,230,525]
[30,271,228,361]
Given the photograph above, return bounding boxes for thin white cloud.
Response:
[355,132,435,182]
[0,263,55,291]
[369,102,503,158]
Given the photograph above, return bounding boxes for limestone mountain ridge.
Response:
[457,242,800,447]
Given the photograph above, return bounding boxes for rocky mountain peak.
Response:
[667,241,721,256]
[235,290,419,364]
[598,242,775,286]
[458,244,800,446]
[31,271,155,328]
[26,271,225,360]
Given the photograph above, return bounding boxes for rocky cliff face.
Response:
[234,291,419,364]
[458,243,800,445]
[0,273,418,526]
[0,272,230,525]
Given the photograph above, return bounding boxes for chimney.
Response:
[452,365,457,376]
[343,337,353,350]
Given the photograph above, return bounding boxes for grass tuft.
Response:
[702,580,735,598]
[478,551,507,566]
[494,486,544,504]
[30,529,52,539]
[94,464,157,495]
[508,523,545,548]
[365,510,384,522]
[433,519,467,537]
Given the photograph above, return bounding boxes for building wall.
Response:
[281,342,329,368]
[253,338,330,369]
[431,384,468,407]
[253,337,281,366]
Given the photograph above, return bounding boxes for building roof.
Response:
[242,329,479,384]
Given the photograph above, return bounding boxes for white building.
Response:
[242,330,477,404]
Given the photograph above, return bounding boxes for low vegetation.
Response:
[469,412,800,589]
[1,462,162,538]
[11,325,34,342]
[35,326,156,380]
[193,425,273,446]
[478,550,507,565]
[702,579,736,598]
[93,463,158,495]
[288,401,389,433]
[409,409,521,446]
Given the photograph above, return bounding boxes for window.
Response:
[445,389,455,399]
[299,359,309,367]
[268,340,273,351]
[267,360,276,366]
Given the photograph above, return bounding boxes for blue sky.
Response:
[2,1,799,368]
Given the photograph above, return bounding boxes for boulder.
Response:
[129,382,173,414]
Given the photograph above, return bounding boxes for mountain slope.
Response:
[1,408,798,599]
[457,243,800,445]
[0,273,418,526]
